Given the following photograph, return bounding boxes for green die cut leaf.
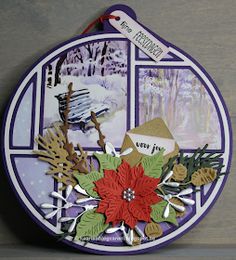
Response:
[94,153,122,172]
[74,171,103,198]
[75,209,109,241]
[151,200,178,226]
[141,149,164,178]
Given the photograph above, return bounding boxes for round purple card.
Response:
[2,5,232,255]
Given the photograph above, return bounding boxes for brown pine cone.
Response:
[170,197,185,217]
[172,163,188,181]
[132,229,141,246]
[144,222,163,240]
[191,168,217,186]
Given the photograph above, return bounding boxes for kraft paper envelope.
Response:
[120,118,179,167]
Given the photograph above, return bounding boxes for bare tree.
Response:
[54,53,67,86]
[100,41,108,76]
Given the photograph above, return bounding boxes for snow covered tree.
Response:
[51,40,127,81]
[139,68,221,149]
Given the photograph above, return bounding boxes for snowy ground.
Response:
[67,109,126,148]
[43,75,127,148]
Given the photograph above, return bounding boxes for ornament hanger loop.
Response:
[81,14,119,34]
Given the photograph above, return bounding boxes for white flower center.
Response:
[123,188,135,202]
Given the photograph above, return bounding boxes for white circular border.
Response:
[3,33,231,253]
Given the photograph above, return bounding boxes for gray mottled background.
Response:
[0,0,235,259]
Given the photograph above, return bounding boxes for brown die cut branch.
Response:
[60,83,89,174]
[34,83,91,189]
[91,111,106,151]
[34,125,77,189]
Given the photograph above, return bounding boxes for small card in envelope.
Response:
[120,118,179,166]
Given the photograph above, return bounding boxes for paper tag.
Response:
[127,132,175,156]
[109,10,169,62]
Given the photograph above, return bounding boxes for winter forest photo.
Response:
[43,40,128,148]
[138,68,221,149]
[42,38,221,150]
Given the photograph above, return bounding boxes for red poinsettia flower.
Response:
[94,160,162,229]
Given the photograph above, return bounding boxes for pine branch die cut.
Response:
[34,126,77,188]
